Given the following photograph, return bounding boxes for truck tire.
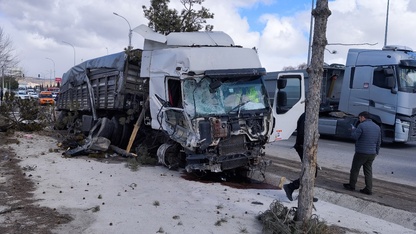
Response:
[157,143,182,169]
[110,116,122,146]
[118,122,133,149]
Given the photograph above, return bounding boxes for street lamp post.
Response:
[46,57,56,87]
[62,41,76,66]
[113,12,132,50]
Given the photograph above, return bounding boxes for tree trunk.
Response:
[296,0,331,223]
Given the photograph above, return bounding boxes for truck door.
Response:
[346,66,372,114]
[369,66,397,125]
[159,107,195,146]
[269,73,305,142]
[153,92,198,148]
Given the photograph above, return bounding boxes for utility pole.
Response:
[307,0,315,66]
[384,0,390,46]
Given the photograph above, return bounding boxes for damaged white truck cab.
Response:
[57,25,305,173]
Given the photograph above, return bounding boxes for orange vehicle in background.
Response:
[38,91,55,105]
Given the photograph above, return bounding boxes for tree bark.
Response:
[296,0,331,223]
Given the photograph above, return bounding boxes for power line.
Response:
[327,42,378,46]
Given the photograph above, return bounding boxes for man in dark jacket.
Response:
[343,111,381,195]
[283,113,318,202]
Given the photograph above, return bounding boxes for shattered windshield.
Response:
[398,67,416,93]
[183,76,268,117]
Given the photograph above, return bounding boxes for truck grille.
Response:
[218,135,246,155]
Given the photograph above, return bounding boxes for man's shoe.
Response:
[313,197,318,202]
[283,184,293,201]
[359,188,372,195]
[343,183,355,191]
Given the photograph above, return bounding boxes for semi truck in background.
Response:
[264,45,416,143]
[56,25,305,174]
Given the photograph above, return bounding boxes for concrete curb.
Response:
[315,187,416,230]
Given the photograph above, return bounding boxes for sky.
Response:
[1,0,416,82]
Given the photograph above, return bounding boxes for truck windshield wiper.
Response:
[228,100,251,114]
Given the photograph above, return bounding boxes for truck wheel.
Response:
[118,123,133,149]
[157,143,182,169]
[110,116,122,146]
[100,117,114,139]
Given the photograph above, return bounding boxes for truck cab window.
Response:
[372,67,397,90]
[276,77,301,114]
[398,68,416,92]
[167,78,182,107]
[182,77,268,118]
[372,68,389,89]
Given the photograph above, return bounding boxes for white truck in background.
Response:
[264,45,416,143]
[56,25,305,174]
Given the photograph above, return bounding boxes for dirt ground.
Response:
[1,129,412,234]
[0,131,73,234]
[0,130,350,234]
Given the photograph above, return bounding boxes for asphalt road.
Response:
[266,135,416,187]
[264,135,416,214]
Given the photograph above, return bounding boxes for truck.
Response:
[18,84,28,92]
[56,25,305,174]
[263,45,416,143]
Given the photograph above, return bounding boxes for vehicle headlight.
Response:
[397,119,410,132]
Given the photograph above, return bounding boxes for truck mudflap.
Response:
[63,117,114,156]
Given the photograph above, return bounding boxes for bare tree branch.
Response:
[0,27,18,69]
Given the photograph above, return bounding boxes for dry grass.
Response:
[258,200,338,234]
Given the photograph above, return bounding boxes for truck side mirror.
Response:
[276,78,288,113]
[277,91,287,107]
[386,76,397,94]
[384,68,394,76]
[277,79,287,89]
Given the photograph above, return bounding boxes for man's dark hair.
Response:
[358,111,371,119]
